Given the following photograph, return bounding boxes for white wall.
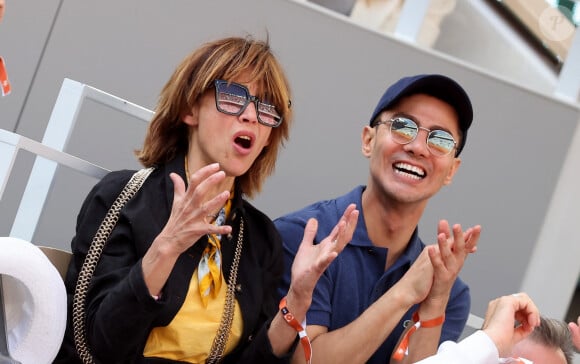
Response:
[1,0,579,323]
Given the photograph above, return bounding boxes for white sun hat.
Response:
[0,236,67,364]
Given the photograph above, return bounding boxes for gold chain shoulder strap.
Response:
[206,219,244,364]
[72,167,154,364]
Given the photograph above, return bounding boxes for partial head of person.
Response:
[511,316,574,364]
[136,35,292,198]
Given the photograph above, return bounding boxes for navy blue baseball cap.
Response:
[369,74,473,156]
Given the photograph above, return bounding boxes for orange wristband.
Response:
[279,296,312,364]
[392,312,445,361]
[411,311,445,328]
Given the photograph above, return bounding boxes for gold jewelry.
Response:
[206,219,244,363]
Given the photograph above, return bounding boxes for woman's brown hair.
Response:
[136,35,292,198]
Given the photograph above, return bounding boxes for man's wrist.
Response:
[392,311,445,361]
[418,298,449,320]
[391,284,422,307]
[483,328,509,357]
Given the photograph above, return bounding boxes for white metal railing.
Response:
[3,78,153,242]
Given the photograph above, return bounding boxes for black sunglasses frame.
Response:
[214,80,283,128]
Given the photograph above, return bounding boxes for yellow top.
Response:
[143,271,243,362]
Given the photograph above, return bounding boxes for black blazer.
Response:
[55,154,292,363]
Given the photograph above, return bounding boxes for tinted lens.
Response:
[257,102,282,127]
[215,80,282,127]
[390,117,418,143]
[427,130,455,156]
[215,81,248,114]
[389,117,456,156]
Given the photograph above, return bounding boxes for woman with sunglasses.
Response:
[55,36,358,364]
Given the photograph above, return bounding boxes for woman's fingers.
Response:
[163,164,233,251]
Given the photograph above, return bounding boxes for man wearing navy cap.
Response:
[276,74,482,363]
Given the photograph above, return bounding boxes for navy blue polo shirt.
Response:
[275,186,470,363]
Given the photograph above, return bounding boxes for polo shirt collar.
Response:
[334,185,424,262]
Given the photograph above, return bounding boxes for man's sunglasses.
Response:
[375,116,457,157]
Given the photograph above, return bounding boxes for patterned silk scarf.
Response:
[185,156,233,307]
[198,201,230,307]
